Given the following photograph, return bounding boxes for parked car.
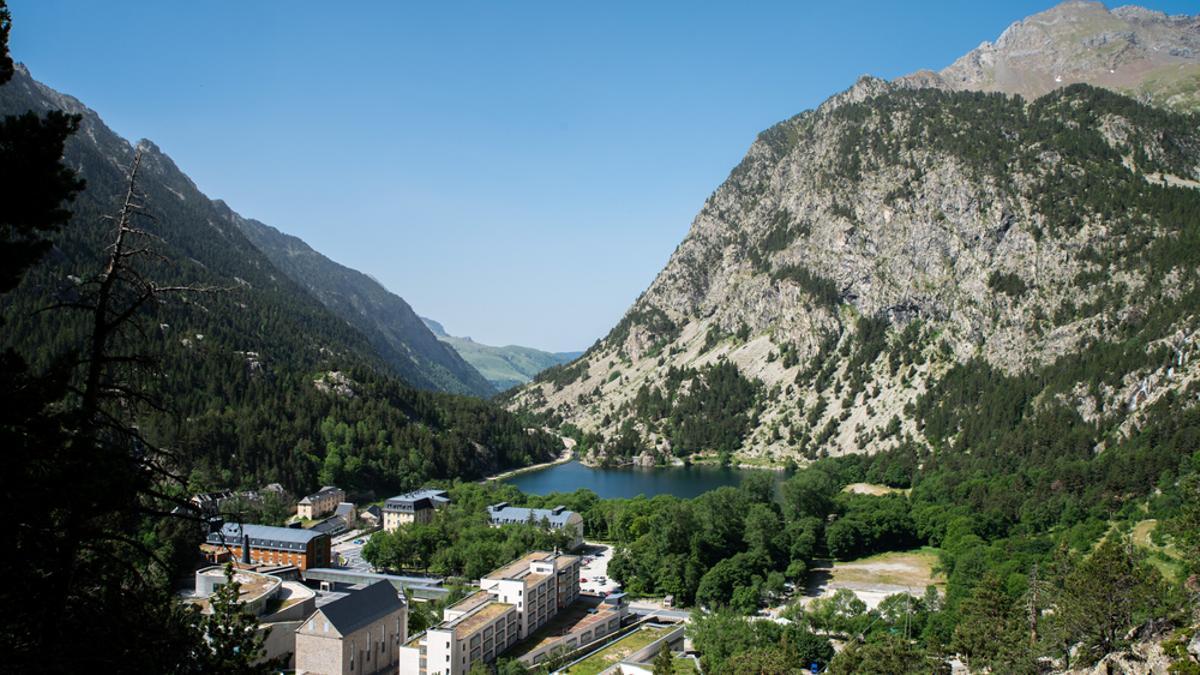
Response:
[580,578,588,583]
[353,539,364,545]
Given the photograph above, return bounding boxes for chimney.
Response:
[241,533,252,565]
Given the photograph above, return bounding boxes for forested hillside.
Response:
[233,216,497,397]
[0,64,559,495]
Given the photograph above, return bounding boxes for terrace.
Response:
[452,601,514,638]
[508,595,621,661]
[558,624,674,675]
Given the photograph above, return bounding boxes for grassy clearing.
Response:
[1130,519,1186,583]
[563,625,672,675]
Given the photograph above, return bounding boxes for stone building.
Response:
[295,581,407,675]
[383,488,450,532]
[298,486,346,520]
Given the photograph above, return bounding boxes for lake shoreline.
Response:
[502,458,784,500]
[483,444,574,482]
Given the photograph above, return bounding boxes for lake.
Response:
[503,460,779,499]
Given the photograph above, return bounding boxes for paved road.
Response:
[332,532,375,573]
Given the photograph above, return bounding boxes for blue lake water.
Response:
[503,460,779,499]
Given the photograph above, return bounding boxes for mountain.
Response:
[903,1,1200,113]
[0,64,559,492]
[420,316,581,391]
[230,216,496,397]
[508,2,1200,469]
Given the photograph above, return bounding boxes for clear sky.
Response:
[9,1,1196,352]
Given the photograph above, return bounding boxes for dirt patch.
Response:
[842,482,910,496]
[802,549,943,610]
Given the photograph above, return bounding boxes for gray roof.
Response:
[301,485,343,502]
[384,488,449,513]
[487,504,578,528]
[206,522,327,552]
[312,517,347,536]
[318,581,405,635]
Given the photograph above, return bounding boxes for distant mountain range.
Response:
[421,317,581,392]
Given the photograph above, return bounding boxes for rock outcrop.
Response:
[509,3,1200,466]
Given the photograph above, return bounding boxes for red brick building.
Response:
[203,522,331,570]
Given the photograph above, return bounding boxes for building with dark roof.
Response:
[296,581,407,675]
[359,505,383,528]
[202,522,331,571]
[486,502,584,549]
[298,486,346,520]
[383,488,450,532]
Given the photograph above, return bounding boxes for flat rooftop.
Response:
[447,590,494,615]
[486,551,552,581]
[485,551,578,582]
[450,601,514,638]
[509,596,620,658]
[190,567,280,613]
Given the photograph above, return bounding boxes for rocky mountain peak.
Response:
[907,1,1200,112]
[510,2,1200,469]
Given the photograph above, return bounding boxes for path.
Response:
[483,436,575,482]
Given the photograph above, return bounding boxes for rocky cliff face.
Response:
[509,3,1200,466]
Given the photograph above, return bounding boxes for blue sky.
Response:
[9,1,1195,352]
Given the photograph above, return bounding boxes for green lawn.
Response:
[1130,519,1186,583]
[673,656,698,674]
[563,625,672,675]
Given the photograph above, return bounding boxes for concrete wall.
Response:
[295,630,344,675]
[260,619,303,669]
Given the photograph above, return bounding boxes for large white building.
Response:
[399,551,585,675]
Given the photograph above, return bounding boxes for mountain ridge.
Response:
[508,2,1200,470]
[231,213,497,397]
[0,63,557,492]
[421,316,581,391]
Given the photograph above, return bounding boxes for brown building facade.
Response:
[203,523,332,571]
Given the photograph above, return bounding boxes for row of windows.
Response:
[347,618,404,672]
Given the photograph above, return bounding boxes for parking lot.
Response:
[332,532,374,573]
[577,541,618,595]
